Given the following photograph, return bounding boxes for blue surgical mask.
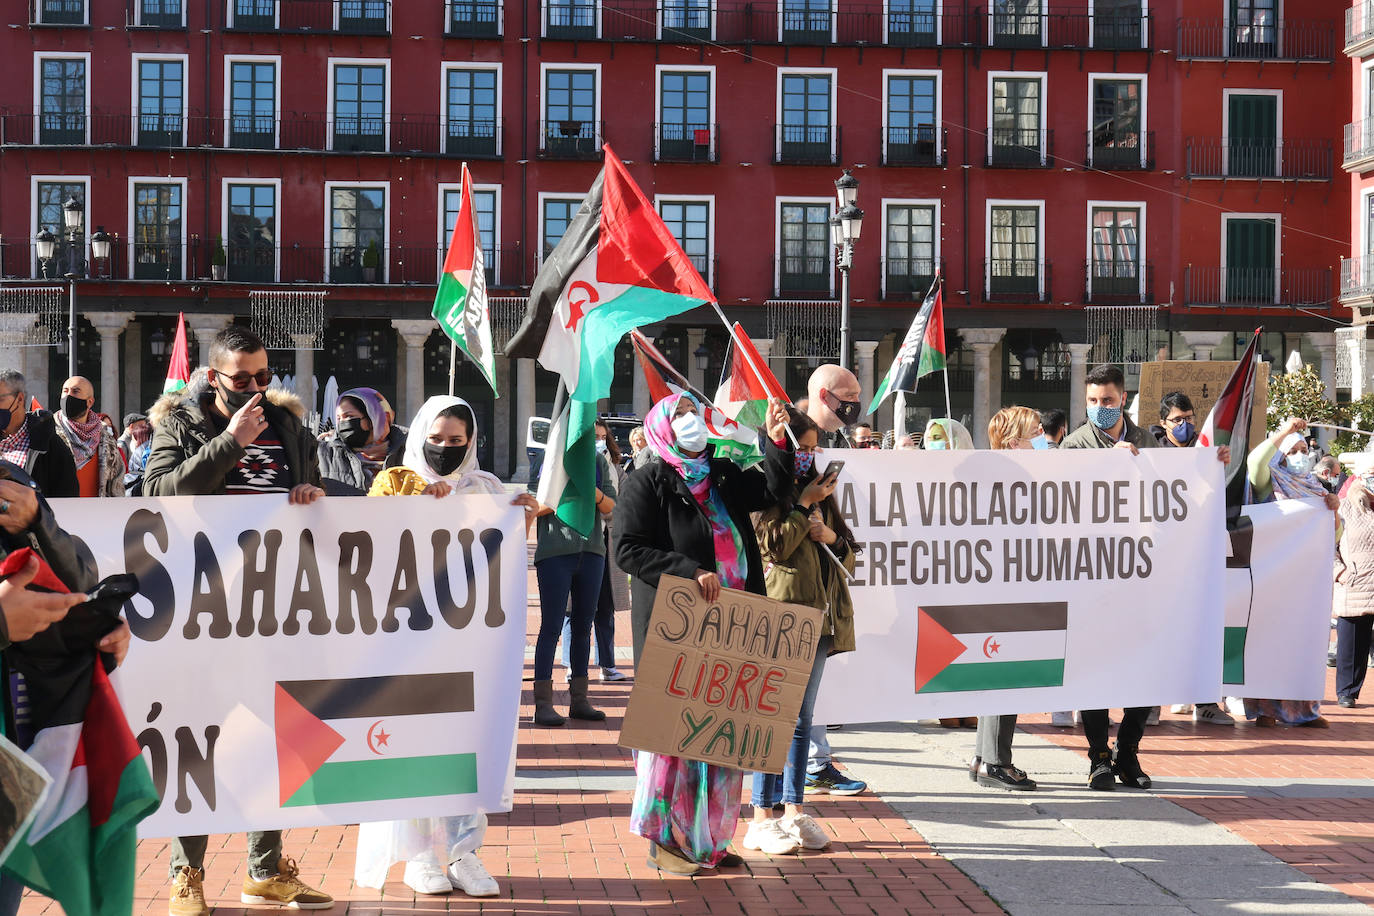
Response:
[1030,434,1050,450]
[925,440,947,451]
[794,451,815,477]
[1286,451,1316,475]
[1087,404,1122,431]
[671,412,709,452]
[1171,420,1195,444]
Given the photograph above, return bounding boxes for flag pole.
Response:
[448,340,457,397]
[707,301,800,448]
[942,365,953,419]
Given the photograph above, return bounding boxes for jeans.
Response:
[0,875,22,916]
[1080,707,1150,757]
[170,831,282,879]
[975,714,1018,767]
[752,636,832,808]
[807,726,831,775]
[534,552,604,681]
[1336,615,1374,699]
[560,553,617,670]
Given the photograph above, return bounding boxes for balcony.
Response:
[31,0,84,24]
[1350,2,1374,56]
[986,128,1052,168]
[1176,18,1335,61]
[653,123,717,163]
[882,257,940,299]
[775,124,840,165]
[881,126,945,167]
[1345,121,1374,173]
[984,260,1050,304]
[1085,260,1154,304]
[1184,137,1333,181]
[1342,256,1374,304]
[986,9,1151,50]
[543,1,598,38]
[775,256,832,298]
[1086,130,1154,170]
[134,1,184,27]
[1183,266,1332,310]
[447,0,501,35]
[538,120,603,159]
[224,0,391,34]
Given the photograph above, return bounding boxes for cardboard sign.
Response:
[1137,360,1270,448]
[618,576,824,774]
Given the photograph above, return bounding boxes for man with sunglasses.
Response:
[143,325,330,915]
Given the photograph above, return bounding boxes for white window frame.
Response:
[987,70,1048,165]
[439,62,502,158]
[777,0,837,43]
[323,181,391,284]
[1362,187,1374,260]
[437,182,502,285]
[774,196,835,298]
[227,0,279,29]
[775,67,839,163]
[654,64,716,161]
[134,0,187,27]
[1220,212,1281,305]
[36,0,89,25]
[881,69,942,165]
[1084,200,1147,301]
[223,55,281,151]
[127,176,189,281]
[882,0,943,44]
[1223,0,1282,57]
[879,198,941,299]
[30,174,90,278]
[984,198,1046,300]
[654,194,716,287]
[130,52,190,147]
[33,52,91,146]
[538,63,601,154]
[221,177,282,283]
[987,0,1048,47]
[541,0,601,39]
[1221,87,1282,177]
[537,192,585,264]
[1087,0,1148,49]
[446,0,504,35]
[327,58,392,154]
[656,0,715,39]
[1086,73,1147,168]
[332,0,391,31]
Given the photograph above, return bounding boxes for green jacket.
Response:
[1060,414,1159,451]
[755,500,856,655]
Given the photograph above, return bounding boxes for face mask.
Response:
[1087,404,1122,431]
[216,382,258,414]
[830,395,862,427]
[595,439,608,454]
[926,439,947,451]
[337,418,370,449]
[1286,451,1316,475]
[1364,475,1374,491]
[61,395,89,420]
[671,412,709,452]
[794,451,815,477]
[424,441,468,476]
[1170,420,1195,444]
[1030,434,1050,450]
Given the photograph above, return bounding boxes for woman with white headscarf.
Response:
[923,417,978,729]
[356,395,536,896]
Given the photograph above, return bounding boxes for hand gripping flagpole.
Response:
[707,301,801,449]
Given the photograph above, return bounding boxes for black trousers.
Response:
[1079,707,1151,757]
[1336,616,1374,699]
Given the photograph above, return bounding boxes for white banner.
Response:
[47,494,526,838]
[813,448,1228,723]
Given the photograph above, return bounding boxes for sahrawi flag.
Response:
[868,274,946,415]
[1198,327,1263,510]
[162,311,190,394]
[1,549,159,916]
[275,672,478,807]
[506,145,713,534]
[914,602,1068,694]
[715,322,790,431]
[433,163,498,395]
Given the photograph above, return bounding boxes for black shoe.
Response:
[1088,752,1115,791]
[977,764,1037,791]
[1113,744,1152,790]
[968,756,981,783]
[717,851,745,868]
[1339,695,1358,708]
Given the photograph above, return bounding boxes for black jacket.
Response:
[317,425,406,496]
[11,412,78,499]
[613,452,784,663]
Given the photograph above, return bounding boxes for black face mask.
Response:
[61,395,89,420]
[216,383,258,415]
[424,441,468,476]
[338,417,370,449]
[831,395,862,427]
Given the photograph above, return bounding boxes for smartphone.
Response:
[817,459,845,487]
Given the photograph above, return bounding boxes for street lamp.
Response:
[693,342,710,375]
[58,196,85,377]
[832,169,863,372]
[90,226,112,278]
[35,228,56,278]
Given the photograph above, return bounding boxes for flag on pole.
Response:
[1198,327,1263,508]
[162,312,190,395]
[867,275,946,415]
[715,322,789,430]
[535,396,601,537]
[433,163,498,396]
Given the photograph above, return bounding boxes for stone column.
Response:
[292,334,316,419]
[84,312,134,423]
[185,313,237,367]
[1067,343,1094,429]
[686,327,707,393]
[122,319,142,415]
[390,320,433,422]
[1178,330,1229,362]
[853,339,880,420]
[962,328,1006,449]
[1307,332,1339,449]
[512,358,536,483]
[493,355,512,479]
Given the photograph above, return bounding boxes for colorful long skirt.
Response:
[629,752,742,866]
[1244,698,1322,724]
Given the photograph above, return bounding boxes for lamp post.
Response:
[59,196,86,377]
[832,169,863,372]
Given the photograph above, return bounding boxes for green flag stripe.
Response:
[283,753,478,808]
[433,272,469,327]
[917,348,947,377]
[917,659,1065,694]
[1222,626,1248,685]
[571,286,705,402]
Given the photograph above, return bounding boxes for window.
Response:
[887,0,937,47]
[778,202,831,294]
[541,197,581,260]
[1230,0,1275,58]
[542,68,598,156]
[136,58,185,147]
[657,69,713,162]
[1225,216,1277,303]
[1226,92,1278,177]
[339,0,387,34]
[661,0,710,39]
[989,74,1044,166]
[133,182,183,280]
[329,186,386,283]
[782,0,831,42]
[227,60,276,149]
[992,0,1043,48]
[332,63,386,153]
[138,0,183,27]
[1094,0,1142,49]
[885,73,939,165]
[884,203,937,297]
[37,0,85,25]
[1090,206,1141,298]
[449,0,500,36]
[444,67,499,157]
[546,0,596,38]
[38,57,86,145]
[1090,78,1143,169]
[34,180,86,277]
[443,187,497,284]
[227,183,276,283]
[232,0,275,29]
[778,72,834,164]
[658,199,712,283]
[988,204,1042,299]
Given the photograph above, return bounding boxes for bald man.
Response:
[53,375,124,498]
[806,364,863,444]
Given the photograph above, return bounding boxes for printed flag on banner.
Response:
[535,396,602,537]
[433,163,498,396]
[163,312,190,395]
[715,323,789,430]
[913,603,1068,694]
[1198,327,1263,509]
[275,673,478,807]
[867,275,946,415]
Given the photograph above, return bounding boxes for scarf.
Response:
[1268,447,1329,502]
[58,410,104,470]
[401,395,503,494]
[643,392,711,499]
[338,387,392,466]
[924,417,974,451]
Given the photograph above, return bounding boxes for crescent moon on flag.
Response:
[366,719,388,755]
[982,636,1001,658]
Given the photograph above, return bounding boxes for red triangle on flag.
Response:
[914,608,968,693]
[441,164,478,277]
[274,684,345,805]
[631,332,683,404]
[724,323,789,403]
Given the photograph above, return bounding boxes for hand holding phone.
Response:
[817,459,845,487]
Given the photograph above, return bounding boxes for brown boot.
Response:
[532,679,564,727]
[568,675,606,721]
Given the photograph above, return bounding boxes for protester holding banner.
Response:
[925,417,978,730]
[614,391,788,875]
[317,386,406,495]
[1335,456,1374,709]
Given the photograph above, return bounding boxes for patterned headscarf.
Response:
[643,391,712,499]
[338,387,391,447]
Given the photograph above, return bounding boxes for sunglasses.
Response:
[213,368,274,390]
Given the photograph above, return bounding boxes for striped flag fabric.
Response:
[914,602,1068,694]
[1222,520,1254,684]
[162,312,190,395]
[868,275,946,415]
[715,322,789,430]
[533,397,601,537]
[432,163,498,396]
[1198,327,1262,510]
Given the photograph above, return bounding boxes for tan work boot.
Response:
[169,866,209,916]
[240,857,334,909]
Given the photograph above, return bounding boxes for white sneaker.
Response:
[1224,696,1246,716]
[600,667,631,682]
[1170,704,1193,715]
[742,818,800,855]
[447,853,499,897]
[1049,711,1073,727]
[779,813,831,850]
[1193,702,1235,725]
[403,858,452,894]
